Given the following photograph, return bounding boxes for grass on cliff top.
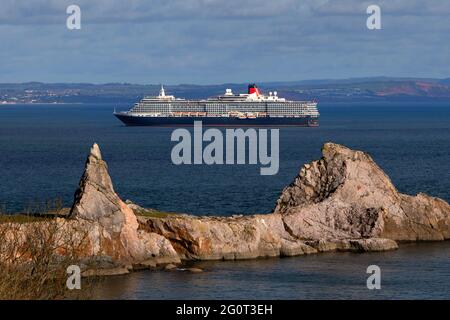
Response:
[0,199,70,224]
[1,209,176,220]
[0,214,53,224]
[133,208,179,218]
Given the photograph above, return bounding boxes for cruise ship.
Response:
[114,84,319,126]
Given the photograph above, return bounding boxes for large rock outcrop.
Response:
[139,143,449,258]
[139,213,318,260]
[274,143,450,242]
[69,143,179,265]
[58,142,449,268]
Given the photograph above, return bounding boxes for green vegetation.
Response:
[0,199,70,224]
[133,208,179,219]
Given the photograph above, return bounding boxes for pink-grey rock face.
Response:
[66,142,449,267]
[274,143,450,242]
[69,143,179,264]
[139,213,318,260]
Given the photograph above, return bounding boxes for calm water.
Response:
[0,102,449,214]
[93,241,450,300]
[1,102,449,299]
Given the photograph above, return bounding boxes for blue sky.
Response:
[0,0,449,84]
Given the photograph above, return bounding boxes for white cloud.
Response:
[2,0,447,25]
[0,0,449,83]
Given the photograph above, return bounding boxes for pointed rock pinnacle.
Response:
[90,143,102,161]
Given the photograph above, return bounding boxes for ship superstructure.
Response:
[114,84,319,126]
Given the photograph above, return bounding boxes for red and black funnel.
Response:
[248,83,261,96]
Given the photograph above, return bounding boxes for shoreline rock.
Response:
[138,213,319,260]
[137,143,448,260]
[7,142,447,275]
[67,143,180,270]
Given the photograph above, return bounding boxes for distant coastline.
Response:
[1,102,82,105]
[2,77,450,104]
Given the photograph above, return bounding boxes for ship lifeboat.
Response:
[308,118,319,127]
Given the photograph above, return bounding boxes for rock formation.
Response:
[69,143,180,266]
[59,142,449,270]
[274,143,450,243]
[139,143,449,258]
[139,213,318,260]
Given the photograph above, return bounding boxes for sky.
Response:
[0,0,449,84]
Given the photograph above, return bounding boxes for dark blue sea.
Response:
[0,102,449,299]
[1,102,449,214]
[93,241,450,300]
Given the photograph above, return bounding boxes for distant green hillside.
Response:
[1,77,450,104]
